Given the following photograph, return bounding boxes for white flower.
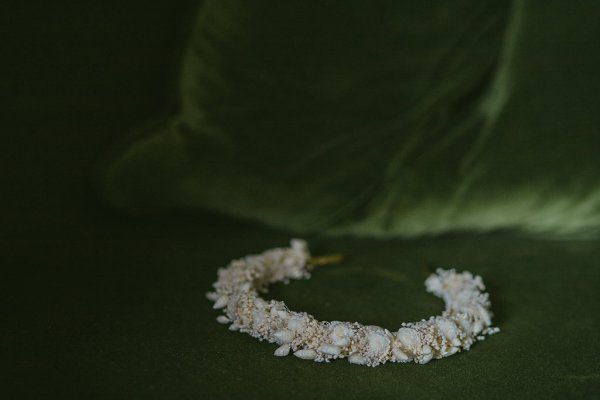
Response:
[436,318,459,341]
[396,327,421,354]
[365,326,391,358]
[329,321,352,347]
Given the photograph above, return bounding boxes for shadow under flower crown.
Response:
[207,240,499,366]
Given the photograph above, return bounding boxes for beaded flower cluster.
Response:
[207,239,499,366]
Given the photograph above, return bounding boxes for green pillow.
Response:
[98,0,600,238]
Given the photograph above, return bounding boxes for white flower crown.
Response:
[207,239,499,367]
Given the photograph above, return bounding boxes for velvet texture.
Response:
[100,0,600,238]
[7,1,600,398]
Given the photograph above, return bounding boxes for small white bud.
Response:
[348,354,367,365]
[294,349,317,360]
[206,292,219,301]
[319,344,341,356]
[472,321,483,335]
[213,295,228,309]
[418,352,434,364]
[441,346,459,357]
[274,345,290,357]
[393,347,410,362]
[290,239,307,252]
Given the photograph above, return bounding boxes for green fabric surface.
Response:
[99,0,600,238]
[4,1,600,399]
[8,215,600,399]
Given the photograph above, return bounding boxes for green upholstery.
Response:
[6,1,599,398]
[99,0,600,238]
[11,215,600,398]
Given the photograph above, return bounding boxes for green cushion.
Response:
[99,0,600,238]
